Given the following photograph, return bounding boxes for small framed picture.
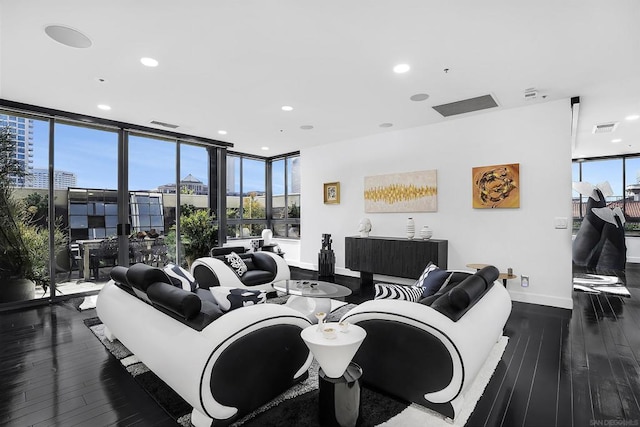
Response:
[324,182,340,204]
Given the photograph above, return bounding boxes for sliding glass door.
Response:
[54,122,119,297]
[129,134,176,267]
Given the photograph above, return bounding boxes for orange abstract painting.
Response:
[472,163,520,208]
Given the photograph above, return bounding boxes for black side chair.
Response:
[90,239,119,279]
[55,244,83,280]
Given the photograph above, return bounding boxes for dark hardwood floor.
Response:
[1,267,640,426]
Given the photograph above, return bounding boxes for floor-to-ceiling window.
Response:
[572,156,638,278]
[271,154,301,238]
[178,143,214,266]
[1,101,306,309]
[0,114,53,305]
[129,134,176,267]
[55,122,119,296]
[573,157,626,229]
[0,101,231,310]
[226,154,267,238]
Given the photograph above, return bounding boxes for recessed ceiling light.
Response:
[97,104,111,111]
[410,93,430,102]
[140,57,159,67]
[626,114,640,121]
[218,130,227,135]
[281,105,294,111]
[261,146,270,151]
[612,138,622,143]
[379,123,393,128]
[300,125,314,130]
[393,64,410,74]
[44,25,92,48]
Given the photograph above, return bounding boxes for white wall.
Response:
[299,99,574,309]
[626,238,640,263]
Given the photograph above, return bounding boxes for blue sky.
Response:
[573,157,640,199]
[32,120,274,193]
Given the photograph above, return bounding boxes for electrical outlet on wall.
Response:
[521,275,529,287]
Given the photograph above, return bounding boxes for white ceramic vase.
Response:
[419,225,433,240]
[261,229,273,245]
[406,218,415,239]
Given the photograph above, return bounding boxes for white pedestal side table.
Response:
[301,322,366,378]
[301,322,367,427]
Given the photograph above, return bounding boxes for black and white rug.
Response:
[85,316,507,426]
[572,274,631,297]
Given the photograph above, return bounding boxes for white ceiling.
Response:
[1,0,639,158]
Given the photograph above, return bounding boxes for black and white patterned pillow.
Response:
[374,283,424,302]
[224,252,248,277]
[210,287,267,312]
[163,264,199,292]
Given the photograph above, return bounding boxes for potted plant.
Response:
[165,205,218,268]
[0,127,65,301]
[0,126,34,301]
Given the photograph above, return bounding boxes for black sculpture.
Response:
[572,182,626,274]
[319,233,335,279]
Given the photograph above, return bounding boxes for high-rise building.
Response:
[0,114,34,187]
[28,168,78,189]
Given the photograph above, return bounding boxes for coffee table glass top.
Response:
[273,280,352,298]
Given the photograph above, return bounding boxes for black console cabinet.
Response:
[345,236,448,286]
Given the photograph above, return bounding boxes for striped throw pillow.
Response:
[374,283,424,302]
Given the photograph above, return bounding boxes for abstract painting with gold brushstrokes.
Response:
[364,170,437,213]
[472,163,520,209]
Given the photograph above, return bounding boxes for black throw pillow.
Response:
[448,275,487,310]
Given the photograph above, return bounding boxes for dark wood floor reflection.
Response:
[1,268,640,426]
[0,301,174,426]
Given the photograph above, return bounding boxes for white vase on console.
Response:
[419,226,433,240]
[406,218,415,239]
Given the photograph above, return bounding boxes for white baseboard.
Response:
[508,290,573,310]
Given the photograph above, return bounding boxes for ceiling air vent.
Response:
[592,122,618,134]
[149,120,179,129]
[524,88,538,101]
[432,94,498,117]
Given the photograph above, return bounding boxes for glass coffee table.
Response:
[272,280,352,322]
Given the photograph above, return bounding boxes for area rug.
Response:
[241,336,509,427]
[84,316,507,426]
[572,274,631,297]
